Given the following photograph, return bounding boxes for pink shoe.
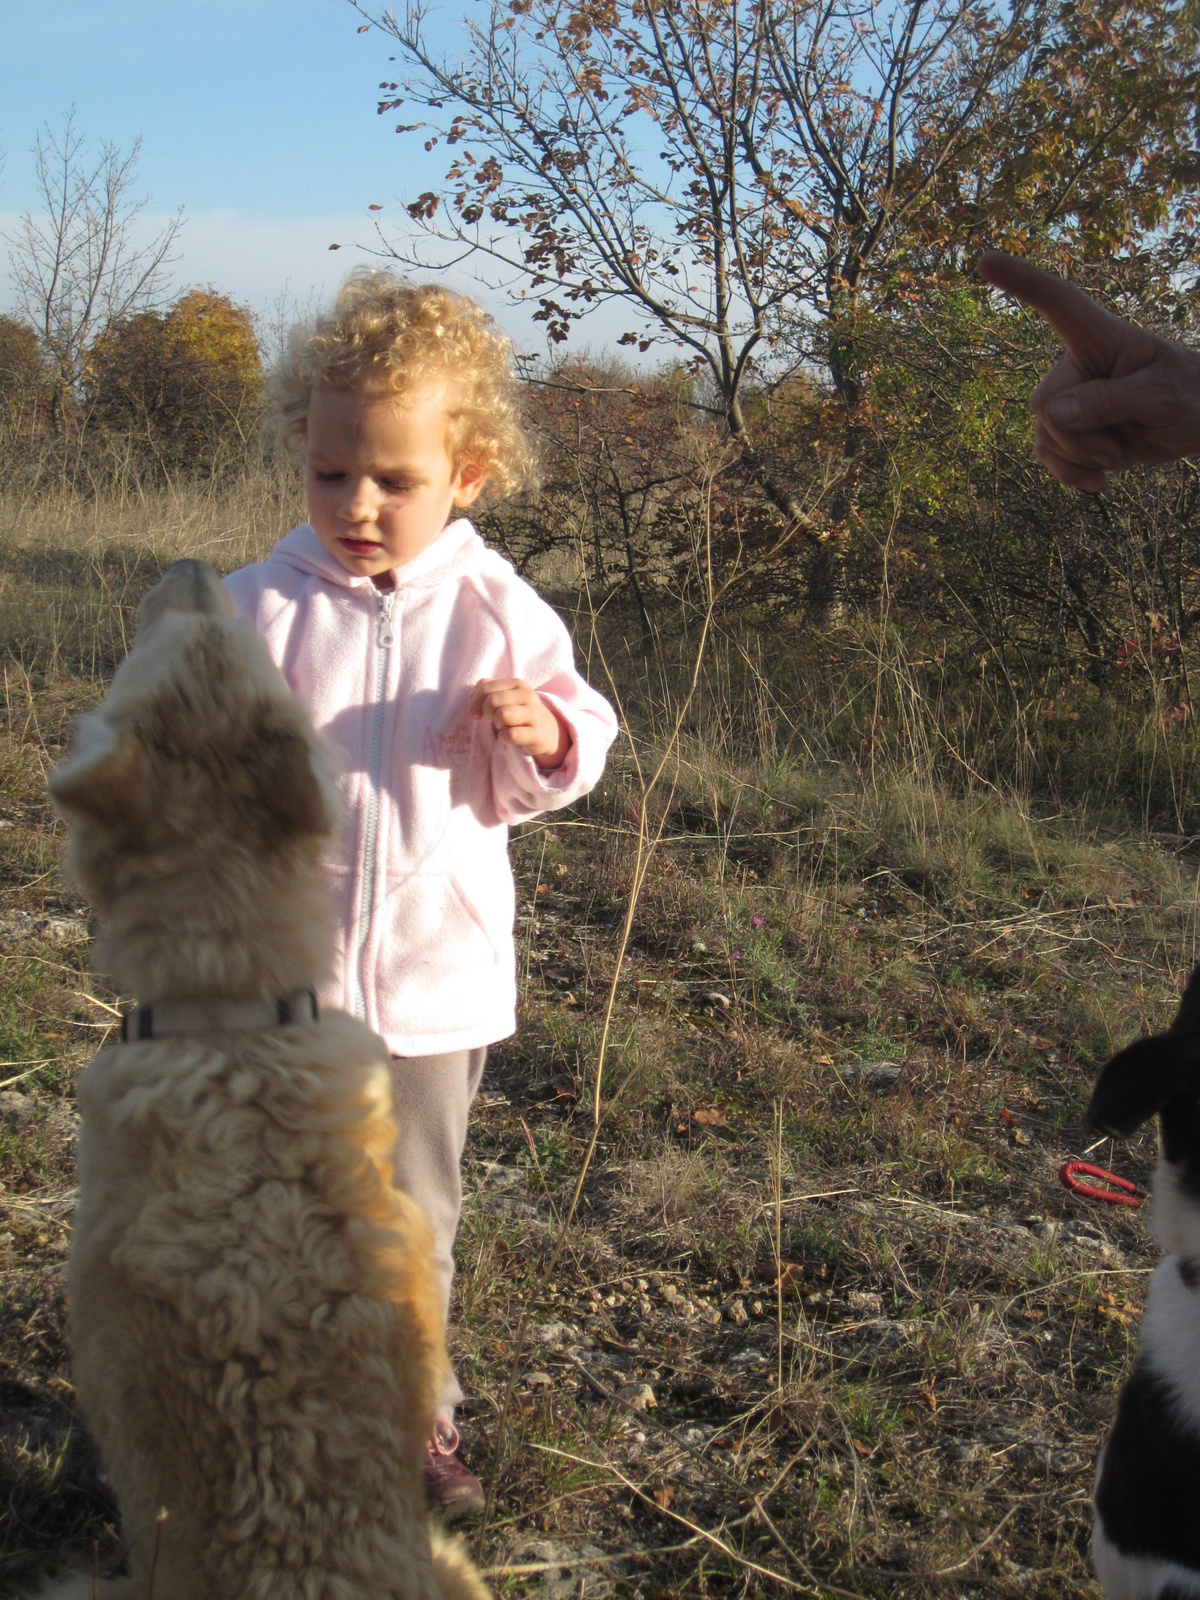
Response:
[424,1419,485,1520]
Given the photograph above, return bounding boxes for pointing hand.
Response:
[978,251,1200,491]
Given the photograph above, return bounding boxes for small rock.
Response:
[838,1062,902,1091]
[660,1282,679,1303]
[722,1296,749,1326]
[863,1318,922,1349]
[617,1383,657,1412]
[845,1290,884,1316]
[945,1440,990,1465]
[511,1539,616,1600]
[525,1371,554,1390]
[1028,1218,1119,1259]
[731,1346,768,1365]
[536,1320,579,1347]
[484,1195,542,1222]
[475,1161,524,1189]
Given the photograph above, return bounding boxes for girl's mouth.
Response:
[339,538,381,556]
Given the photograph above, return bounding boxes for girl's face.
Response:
[304,386,484,582]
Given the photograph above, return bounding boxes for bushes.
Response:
[0,289,262,491]
[85,290,262,478]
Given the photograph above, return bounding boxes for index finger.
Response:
[977,252,1152,379]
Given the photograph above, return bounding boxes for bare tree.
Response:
[353,0,1198,614]
[355,3,1029,500]
[4,109,183,431]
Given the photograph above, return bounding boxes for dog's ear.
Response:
[137,559,233,634]
[47,715,147,828]
[1087,1031,1200,1137]
[1170,964,1200,1035]
[251,716,339,841]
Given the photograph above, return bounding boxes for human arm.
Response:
[977,251,1200,491]
[470,678,571,769]
[469,566,618,825]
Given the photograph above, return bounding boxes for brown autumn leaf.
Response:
[756,1261,805,1294]
[691,1106,728,1128]
[652,1482,674,1510]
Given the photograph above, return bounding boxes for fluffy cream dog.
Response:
[42,560,489,1600]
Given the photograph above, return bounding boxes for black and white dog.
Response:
[1088,966,1200,1600]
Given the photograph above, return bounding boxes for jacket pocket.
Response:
[378,870,502,984]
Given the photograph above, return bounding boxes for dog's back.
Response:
[70,1015,445,1598]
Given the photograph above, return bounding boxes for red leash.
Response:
[1059,1160,1141,1209]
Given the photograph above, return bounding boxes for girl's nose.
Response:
[340,477,377,523]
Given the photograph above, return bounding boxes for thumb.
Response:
[1043,370,1163,433]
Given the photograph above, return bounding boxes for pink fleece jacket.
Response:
[223,520,617,1054]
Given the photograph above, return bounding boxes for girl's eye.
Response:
[381,479,414,493]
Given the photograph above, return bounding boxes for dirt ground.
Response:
[0,665,1189,1597]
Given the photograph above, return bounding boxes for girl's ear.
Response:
[1087,1032,1200,1137]
[452,459,487,509]
[47,716,146,829]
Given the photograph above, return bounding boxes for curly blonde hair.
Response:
[271,271,535,497]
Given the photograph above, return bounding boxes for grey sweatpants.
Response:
[388,1047,487,1421]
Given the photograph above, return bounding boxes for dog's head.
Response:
[48,559,339,922]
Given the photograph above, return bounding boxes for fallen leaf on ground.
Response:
[691,1106,728,1128]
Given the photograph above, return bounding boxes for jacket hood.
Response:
[268,519,483,592]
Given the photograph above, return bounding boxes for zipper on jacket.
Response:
[355,588,395,1021]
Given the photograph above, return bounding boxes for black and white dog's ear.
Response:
[1088,964,1200,1137]
[1087,1032,1200,1137]
[1170,963,1200,1036]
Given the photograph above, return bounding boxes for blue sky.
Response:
[0,0,597,351]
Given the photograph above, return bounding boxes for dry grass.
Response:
[1,478,1196,1596]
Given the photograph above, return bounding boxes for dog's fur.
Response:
[1087,966,1200,1600]
[42,560,489,1599]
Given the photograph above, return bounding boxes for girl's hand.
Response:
[471,679,571,769]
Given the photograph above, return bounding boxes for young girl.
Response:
[223,272,618,1516]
